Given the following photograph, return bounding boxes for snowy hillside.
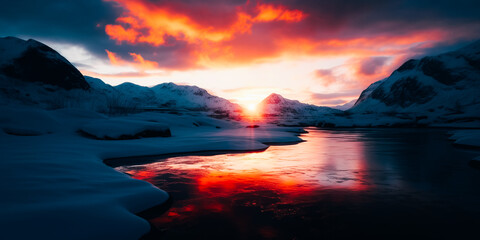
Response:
[258,93,341,117]
[348,41,480,126]
[353,79,385,107]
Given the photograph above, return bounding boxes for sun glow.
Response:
[246,103,257,112]
[241,102,262,118]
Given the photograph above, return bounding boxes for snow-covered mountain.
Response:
[258,93,341,117]
[84,77,242,115]
[112,81,242,113]
[150,82,241,112]
[0,36,89,90]
[349,40,480,126]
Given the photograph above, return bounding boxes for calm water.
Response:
[116,128,480,240]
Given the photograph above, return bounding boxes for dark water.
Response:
[116,128,480,240]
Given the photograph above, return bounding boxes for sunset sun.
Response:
[246,103,257,112]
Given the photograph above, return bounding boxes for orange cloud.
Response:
[254,3,305,22]
[105,49,121,65]
[129,53,158,69]
[105,24,138,44]
[105,49,158,71]
[104,0,306,46]
[102,0,480,73]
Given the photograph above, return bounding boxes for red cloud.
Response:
[102,0,480,71]
[254,3,305,22]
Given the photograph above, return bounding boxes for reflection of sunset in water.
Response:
[122,129,370,191]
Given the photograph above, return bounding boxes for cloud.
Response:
[358,56,390,75]
[0,0,118,57]
[80,70,151,78]
[105,50,158,71]
[314,69,337,86]
[308,89,363,106]
[320,99,350,105]
[311,90,360,101]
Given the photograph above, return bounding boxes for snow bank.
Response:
[0,146,168,240]
[80,119,171,140]
[449,130,480,148]
[0,106,60,135]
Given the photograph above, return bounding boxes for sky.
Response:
[1,0,480,108]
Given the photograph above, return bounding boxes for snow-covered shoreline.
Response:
[0,105,303,240]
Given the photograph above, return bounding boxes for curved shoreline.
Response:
[104,148,269,168]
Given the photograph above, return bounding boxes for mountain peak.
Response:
[258,93,339,116]
[262,93,286,104]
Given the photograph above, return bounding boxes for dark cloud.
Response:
[0,0,199,69]
[282,0,480,37]
[0,0,119,57]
